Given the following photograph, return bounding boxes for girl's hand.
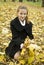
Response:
[20,43,24,49]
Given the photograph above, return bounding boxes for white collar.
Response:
[19,20,26,26]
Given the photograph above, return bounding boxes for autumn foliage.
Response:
[0,2,44,65]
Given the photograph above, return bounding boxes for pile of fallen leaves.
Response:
[18,37,44,65]
[0,2,44,65]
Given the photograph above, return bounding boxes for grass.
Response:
[23,0,42,7]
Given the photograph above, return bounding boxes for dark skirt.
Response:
[5,38,24,58]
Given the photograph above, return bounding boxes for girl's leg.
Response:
[14,51,20,60]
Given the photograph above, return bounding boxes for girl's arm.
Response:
[25,22,34,40]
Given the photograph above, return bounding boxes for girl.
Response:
[5,6,34,60]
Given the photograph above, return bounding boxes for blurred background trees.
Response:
[19,0,23,2]
[1,0,43,7]
[4,0,6,2]
[12,0,15,2]
[42,0,44,7]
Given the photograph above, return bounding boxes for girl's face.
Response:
[17,9,28,22]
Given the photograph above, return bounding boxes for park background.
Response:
[0,0,44,65]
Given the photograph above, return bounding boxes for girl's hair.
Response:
[17,6,28,14]
[17,6,29,23]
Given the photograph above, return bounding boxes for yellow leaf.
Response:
[19,60,25,65]
[29,47,34,56]
[9,61,14,65]
[28,57,34,64]
[41,59,44,62]
[21,48,26,56]
[0,55,5,62]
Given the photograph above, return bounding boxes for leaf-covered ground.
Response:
[0,2,44,65]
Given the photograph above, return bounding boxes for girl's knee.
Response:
[14,51,20,60]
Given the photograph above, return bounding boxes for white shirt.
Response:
[20,20,26,26]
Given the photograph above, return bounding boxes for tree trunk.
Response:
[27,0,29,1]
[12,0,15,2]
[4,0,6,2]
[42,0,44,7]
[37,0,39,2]
[33,0,36,2]
[19,0,23,2]
[27,0,32,1]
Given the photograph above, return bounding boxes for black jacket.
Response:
[5,17,34,58]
